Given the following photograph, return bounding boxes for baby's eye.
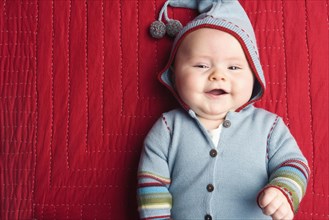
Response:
[194,64,209,69]
[228,66,241,70]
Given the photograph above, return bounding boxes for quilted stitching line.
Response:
[136,0,140,99]
[247,9,279,15]
[0,110,35,114]
[3,209,33,214]
[154,0,159,99]
[6,15,35,20]
[49,0,55,187]
[119,0,123,115]
[261,100,283,103]
[280,0,289,124]
[0,95,32,98]
[32,0,39,218]
[50,185,124,189]
[1,139,32,144]
[0,30,37,34]
[3,197,32,201]
[0,43,32,46]
[303,0,315,195]
[267,81,280,85]
[300,211,329,218]
[255,28,280,32]
[34,203,112,206]
[0,56,31,59]
[3,0,7,18]
[80,205,82,219]
[1,125,35,128]
[0,152,33,156]
[313,193,329,198]
[326,0,329,29]
[66,0,72,169]
[34,203,112,219]
[1,82,33,86]
[101,0,105,139]
[259,46,281,50]
[84,0,89,153]
[107,133,145,136]
[66,205,69,219]
[77,149,138,154]
[40,204,44,219]
[74,167,135,171]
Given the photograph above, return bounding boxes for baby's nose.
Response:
[209,69,226,81]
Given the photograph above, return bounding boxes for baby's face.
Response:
[173,28,254,126]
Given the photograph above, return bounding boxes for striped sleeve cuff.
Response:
[137,172,172,219]
[262,159,310,213]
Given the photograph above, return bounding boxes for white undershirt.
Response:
[207,124,223,148]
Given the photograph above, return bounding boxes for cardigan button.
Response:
[209,149,217,157]
[207,184,214,192]
[223,120,231,128]
[205,214,212,220]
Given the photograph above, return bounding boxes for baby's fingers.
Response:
[261,195,283,216]
[258,187,294,220]
[258,187,278,209]
[271,204,294,220]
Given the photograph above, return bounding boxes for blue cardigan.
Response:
[137,105,309,219]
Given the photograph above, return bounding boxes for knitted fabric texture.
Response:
[137,106,310,219]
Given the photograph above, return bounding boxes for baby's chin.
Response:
[199,109,229,118]
[196,112,227,122]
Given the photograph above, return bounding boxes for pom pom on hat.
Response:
[149,0,224,39]
[166,19,183,37]
[150,20,166,39]
[149,0,183,38]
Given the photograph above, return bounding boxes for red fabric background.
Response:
[0,0,328,219]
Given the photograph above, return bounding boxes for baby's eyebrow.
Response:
[224,56,248,63]
[225,55,245,60]
[185,54,212,60]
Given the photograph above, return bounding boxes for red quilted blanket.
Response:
[1,0,328,219]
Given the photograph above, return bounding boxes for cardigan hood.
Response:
[157,0,265,111]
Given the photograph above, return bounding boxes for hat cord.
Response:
[158,0,170,22]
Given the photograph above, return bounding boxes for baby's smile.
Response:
[205,89,228,98]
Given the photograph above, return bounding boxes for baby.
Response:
[137,1,310,219]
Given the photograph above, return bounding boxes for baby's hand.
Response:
[258,187,294,220]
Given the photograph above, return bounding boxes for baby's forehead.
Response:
[176,28,246,57]
[179,28,240,47]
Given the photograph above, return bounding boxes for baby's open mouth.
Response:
[206,89,227,96]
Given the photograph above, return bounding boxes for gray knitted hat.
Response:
[151,0,265,110]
